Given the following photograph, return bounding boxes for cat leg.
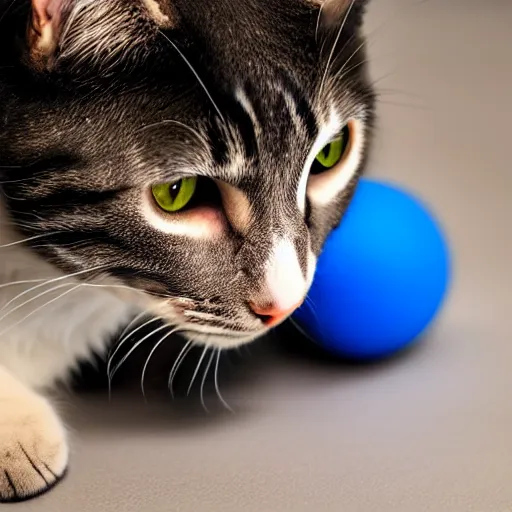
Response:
[0,365,68,503]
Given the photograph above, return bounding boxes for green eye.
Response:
[315,138,345,169]
[313,125,350,173]
[152,177,198,213]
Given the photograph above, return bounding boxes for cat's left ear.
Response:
[28,0,65,65]
[27,0,175,72]
[309,0,370,25]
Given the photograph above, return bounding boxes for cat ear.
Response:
[142,0,174,27]
[28,0,174,72]
[29,0,66,63]
[310,0,369,28]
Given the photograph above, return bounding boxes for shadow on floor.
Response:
[66,317,425,433]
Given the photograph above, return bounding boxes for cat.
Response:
[0,0,375,502]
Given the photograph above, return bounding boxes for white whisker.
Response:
[0,278,54,291]
[169,339,194,399]
[289,317,321,348]
[141,327,180,402]
[318,0,355,97]
[0,284,83,338]
[315,1,326,42]
[304,296,321,327]
[0,282,82,326]
[0,264,108,314]
[333,39,366,81]
[158,31,225,123]
[200,350,215,413]
[107,315,164,388]
[0,232,63,249]
[109,323,170,382]
[187,345,209,397]
[118,311,148,342]
[214,349,234,413]
[0,0,17,25]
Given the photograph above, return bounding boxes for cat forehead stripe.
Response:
[235,88,262,137]
[236,81,318,141]
[208,82,319,174]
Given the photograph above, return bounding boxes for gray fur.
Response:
[0,0,375,343]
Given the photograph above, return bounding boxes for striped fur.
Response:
[0,0,375,502]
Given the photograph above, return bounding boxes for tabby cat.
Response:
[0,0,374,502]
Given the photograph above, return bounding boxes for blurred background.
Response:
[20,1,512,511]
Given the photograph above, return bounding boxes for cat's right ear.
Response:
[309,0,370,28]
[28,0,67,69]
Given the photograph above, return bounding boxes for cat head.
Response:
[0,0,375,347]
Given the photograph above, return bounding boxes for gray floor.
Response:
[20,1,512,511]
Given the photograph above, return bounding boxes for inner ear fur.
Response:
[28,0,66,66]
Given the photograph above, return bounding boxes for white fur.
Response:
[264,236,312,312]
[0,365,68,500]
[0,204,135,501]
[0,226,133,389]
[297,107,343,212]
[142,0,170,26]
[235,87,262,137]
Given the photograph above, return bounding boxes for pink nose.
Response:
[250,301,304,327]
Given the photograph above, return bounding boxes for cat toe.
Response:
[0,401,68,503]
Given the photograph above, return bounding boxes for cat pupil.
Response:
[170,181,182,201]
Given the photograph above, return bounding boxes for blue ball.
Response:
[294,179,451,361]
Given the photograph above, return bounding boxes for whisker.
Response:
[315,1,326,43]
[0,232,63,249]
[107,315,164,389]
[200,350,215,413]
[108,322,170,383]
[304,296,321,327]
[0,278,55,291]
[0,264,108,314]
[0,175,41,184]
[169,338,194,399]
[333,39,366,83]
[214,349,234,413]
[158,31,225,123]
[118,311,148,342]
[318,0,355,97]
[0,0,17,25]
[378,100,430,112]
[0,283,83,338]
[375,87,426,100]
[0,282,83,327]
[369,68,401,89]
[289,317,322,349]
[141,327,180,402]
[335,57,369,82]
[187,345,208,397]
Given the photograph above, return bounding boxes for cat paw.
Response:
[0,395,68,503]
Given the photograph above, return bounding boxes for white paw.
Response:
[0,395,68,503]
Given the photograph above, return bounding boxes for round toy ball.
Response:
[293,178,451,361]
